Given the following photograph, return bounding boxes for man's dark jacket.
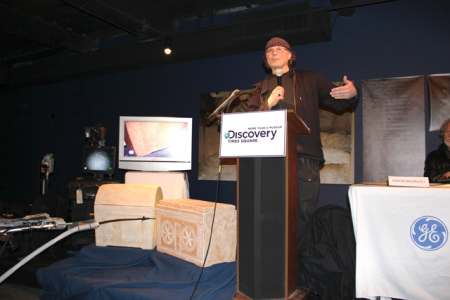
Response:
[247,69,359,164]
[297,205,356,300]
[424,143,450,183]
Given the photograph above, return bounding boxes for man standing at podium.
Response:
[246,37,359,275]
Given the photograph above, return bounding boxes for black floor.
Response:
[0,283,42,299]
[0,229,90,295]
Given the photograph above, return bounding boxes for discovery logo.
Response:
[224,129,278,140]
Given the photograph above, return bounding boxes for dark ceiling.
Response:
[0,0,392,91]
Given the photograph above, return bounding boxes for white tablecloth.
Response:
[348,184,450,300]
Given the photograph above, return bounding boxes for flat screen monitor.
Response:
[118,116,192,171]
[82,145,116,179]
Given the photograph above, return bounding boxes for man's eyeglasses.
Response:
[266,47,287,55]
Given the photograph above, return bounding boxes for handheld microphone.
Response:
[275,69,283,86]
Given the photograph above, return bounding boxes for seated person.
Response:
[424,118,450,183]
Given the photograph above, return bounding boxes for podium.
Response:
[221,110,309,299]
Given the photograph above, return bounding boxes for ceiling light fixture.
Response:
[164,38,172,55]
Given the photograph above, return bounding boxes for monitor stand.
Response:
[93,173,105,180]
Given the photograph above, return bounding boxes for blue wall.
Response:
[1,0,450,209]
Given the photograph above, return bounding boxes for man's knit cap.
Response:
[265,37,290,50]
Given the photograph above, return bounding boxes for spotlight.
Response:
[164,38,172,55]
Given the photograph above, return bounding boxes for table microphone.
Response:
[207,89,240,121]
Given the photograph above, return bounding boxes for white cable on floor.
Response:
[0,222,99,284]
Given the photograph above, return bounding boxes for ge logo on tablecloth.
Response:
[410,216,448,251]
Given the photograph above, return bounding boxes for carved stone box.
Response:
[156,199,236,267]
[95,184,162,249]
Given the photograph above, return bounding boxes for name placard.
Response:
[388,176,430,187]
[219,110,286,158]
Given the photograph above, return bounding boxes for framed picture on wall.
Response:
[198,81,356,184]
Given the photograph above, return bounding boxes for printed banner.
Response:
[428,74,450,131]
[219,110,286,157]
[362,76,425,182]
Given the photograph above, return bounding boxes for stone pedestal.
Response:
[156,199,236,267]
[94,184,162,249]
[125,171,189,199]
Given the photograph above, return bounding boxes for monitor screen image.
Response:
[82,146,116,176]
[124,121,188,158]
[118,116,192,172]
